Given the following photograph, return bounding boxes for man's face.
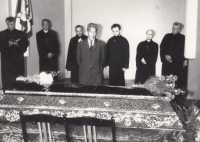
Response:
[112,27,120,36]
[88,28,97,41]
[172,25,181,35]
[6,21,15,31]
[75,27,83,37]
[146,30,154,40]
[42,21,50,31]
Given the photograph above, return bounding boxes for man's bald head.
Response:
[146,29,154,41]
[146,29,154,35]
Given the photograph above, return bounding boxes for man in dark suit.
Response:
[36,19,59,81]
[76,23,106,85]
[106,24,129,86]
[66,25,87,83]
[160,22,187,88]
[0,17,29,91]
[135,30,158,84]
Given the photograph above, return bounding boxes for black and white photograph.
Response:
[0,0,199,141]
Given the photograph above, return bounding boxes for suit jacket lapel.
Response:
[83,39,90,54]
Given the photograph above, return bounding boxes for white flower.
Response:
[170,95,175,100]
[173,75,178,81]
[39,72,53,85]
[174,89,181,95]
[170,83,175,89]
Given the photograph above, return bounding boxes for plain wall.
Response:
[71,0,185,79]
[0,0,9,88]
[187,1,200,100]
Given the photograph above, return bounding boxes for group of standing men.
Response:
[66,22,187,87]
[66,22,187,88]
[0,16,187,91]
[0,17,59,91]
[66,23,129,86]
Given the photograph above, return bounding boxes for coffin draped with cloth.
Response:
[0,73,186,142]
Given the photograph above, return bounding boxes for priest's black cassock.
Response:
[160,33,185,88]
[36,29,59,80]
[106,36,129,86]
[135,40,158,84]
[0,29,29,90]
[66,35,87,83]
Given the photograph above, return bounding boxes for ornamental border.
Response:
[0,104,177,115]
[5,90,170,101]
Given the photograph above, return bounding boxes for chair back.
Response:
[64,116,116,142]
[20,111,64,142]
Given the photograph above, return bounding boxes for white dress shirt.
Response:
[88,39,95,48]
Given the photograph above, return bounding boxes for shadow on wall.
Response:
[96,24,103,41]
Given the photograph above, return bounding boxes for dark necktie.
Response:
[90,41,93,51]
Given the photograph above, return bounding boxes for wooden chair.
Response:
[64,116,116,142]
[19,111,65,142]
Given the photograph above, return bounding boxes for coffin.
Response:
[0,82,185,141]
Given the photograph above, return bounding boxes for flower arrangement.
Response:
[132,75,185,100]
[172,101,200,142]
[16,71,59,91]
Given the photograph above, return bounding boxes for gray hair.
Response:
[87,23,98,32]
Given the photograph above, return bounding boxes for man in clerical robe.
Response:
[135,30,158,84]
[66,25,87,83]
[76,23,106,85]
[0,17,29,91]
[106,24,129,86]
[36,19,59,81]
[160,22,187,88]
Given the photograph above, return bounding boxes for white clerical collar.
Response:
[147,40,151,42]
[43,30,48,33]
